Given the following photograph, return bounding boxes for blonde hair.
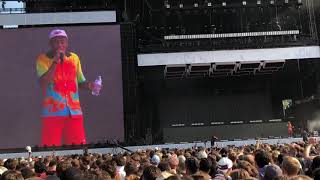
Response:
[230,169,250,180]
[272,150,280,164]
[289,175,312,180]
[282,156,301,177]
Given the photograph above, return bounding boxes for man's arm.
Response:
[78,81,92,91]
[39,62,58,88]
[78,81,103,92]
[38,51,61,88]
[304,137,317,160]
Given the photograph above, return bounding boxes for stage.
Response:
[0,137,304,159]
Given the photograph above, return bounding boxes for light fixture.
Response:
[207,2,212,7]
[270,0,275,4]
[257,0,261,5]
[179,3,183,8]
[285,0,289,3]
[222,2,226,6]
[194,3,199,7]
[164,0,170,9]
[242,1,247,5]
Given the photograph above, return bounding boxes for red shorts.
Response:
[41,116,86,147]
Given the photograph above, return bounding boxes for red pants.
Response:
[41,116,86,147]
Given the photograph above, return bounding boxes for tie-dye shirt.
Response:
[36,52,86,118]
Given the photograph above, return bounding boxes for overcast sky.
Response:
[1,1,24,9]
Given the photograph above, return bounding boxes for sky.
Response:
[1,1,24,9]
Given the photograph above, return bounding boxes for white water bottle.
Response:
[92,76,102,96]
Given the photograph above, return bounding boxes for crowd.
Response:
[1,138,320,180]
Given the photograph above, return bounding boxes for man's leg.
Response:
[63,116,86,145]
[41,117,65,147]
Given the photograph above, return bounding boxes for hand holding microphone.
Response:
[59,52,64,64]
[53,51,64,64]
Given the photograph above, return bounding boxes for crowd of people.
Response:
[1,138,320,180]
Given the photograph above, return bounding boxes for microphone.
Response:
[60,52,64,64]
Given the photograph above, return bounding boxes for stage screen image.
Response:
[0,25,124,148]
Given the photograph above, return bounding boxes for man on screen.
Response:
[36,29,102,146]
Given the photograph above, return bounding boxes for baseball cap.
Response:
[0,166,8,175]
[151,155,160,166]
[217,157,233,173]
[197,150,208,159]
[49,29,68,40]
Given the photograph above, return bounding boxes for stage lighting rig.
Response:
[297,0,302,5]
[164,0,170,9]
